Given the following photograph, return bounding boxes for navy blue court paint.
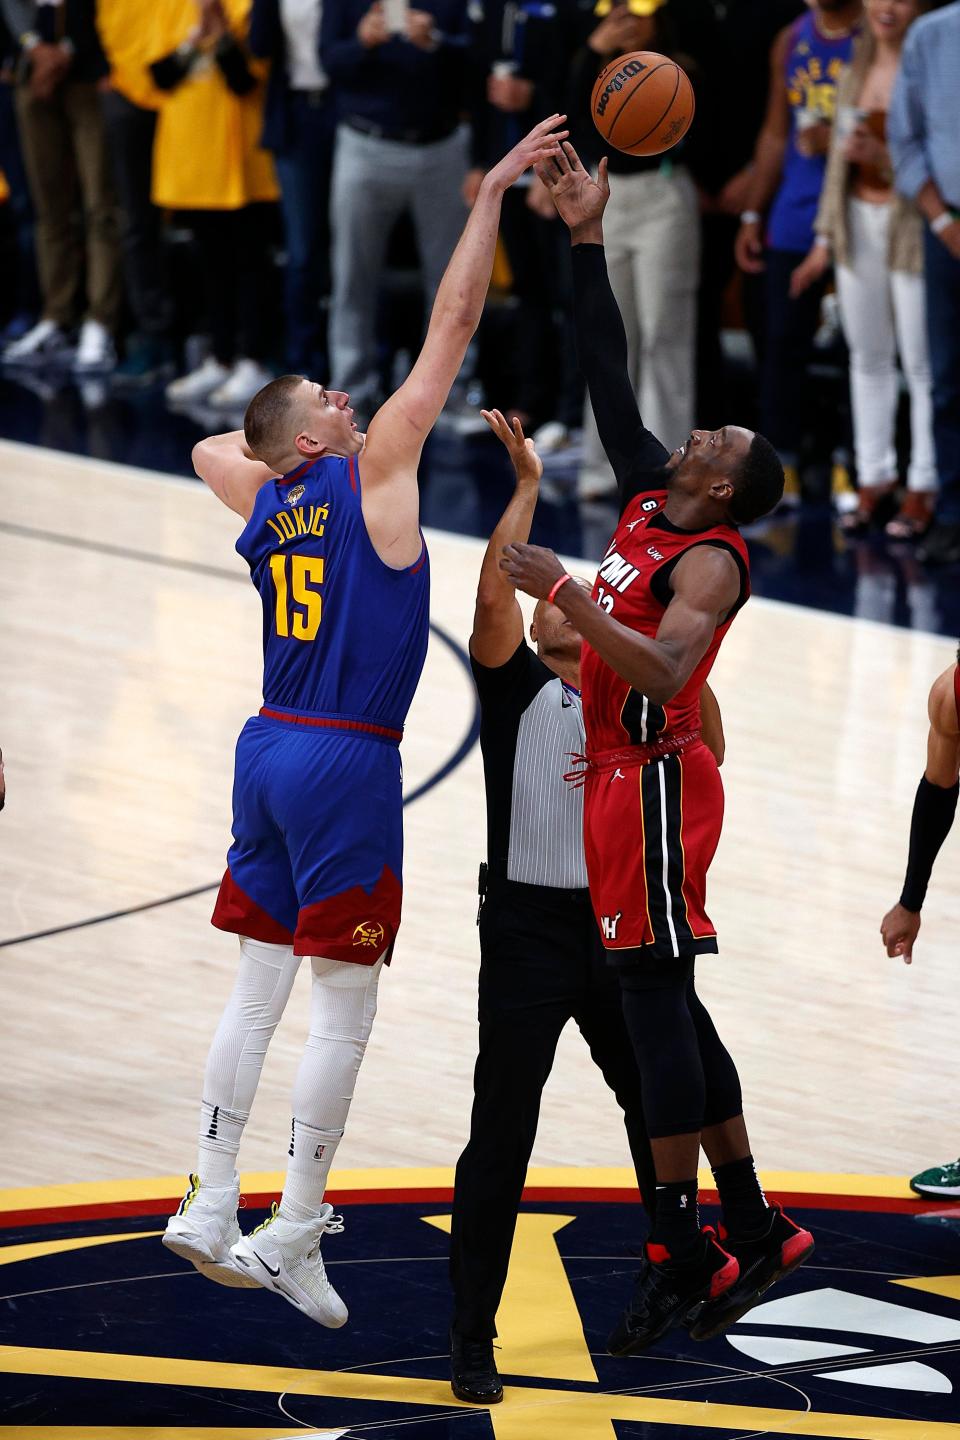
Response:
[2,1189,959,1435]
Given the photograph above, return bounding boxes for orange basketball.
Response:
[591,51,695,157]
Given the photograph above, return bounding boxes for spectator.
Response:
[695,0,805,425]
[95,0,175,385]
[321,0,471,420]
[792,0,935,539]
[0,5,39,342]
[0,0,122,371]
[889,0,960,565]
[464,0,575,439]
[735,0,862,506]
[570,0,715,500]
[150,0,279,409]
[249,0,335,374]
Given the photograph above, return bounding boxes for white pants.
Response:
[836,198,937,492]
[581,167,700,491]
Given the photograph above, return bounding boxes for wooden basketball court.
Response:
[1,440,958,1439]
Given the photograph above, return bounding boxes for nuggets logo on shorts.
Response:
[285,483,306,505]
[353,921,385,949]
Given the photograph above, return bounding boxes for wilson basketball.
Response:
[591,51,695,157]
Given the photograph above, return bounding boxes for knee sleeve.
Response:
[686,977,743,1127]
[619,959,705,1138]
[203,937,301,1116]
[290,953,384,1132]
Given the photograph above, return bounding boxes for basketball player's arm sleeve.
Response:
[899,673,960,911]
[570,243,671,505]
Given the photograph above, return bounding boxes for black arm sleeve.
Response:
[571,243,671,511]
[899,775,959,912]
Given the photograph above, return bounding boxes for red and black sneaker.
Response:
[607,1228,739,1357]
[689,1203,814,1341]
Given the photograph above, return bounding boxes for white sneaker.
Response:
[73,318,116,373]
[162,1173,259,1289]
[208,358,273,409]
[166,356,230,404]
[230,1202,348,1327]
[2,318,71,366]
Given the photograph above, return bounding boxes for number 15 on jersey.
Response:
[269,553,324,641]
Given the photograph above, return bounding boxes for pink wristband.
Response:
[547,573,572,605]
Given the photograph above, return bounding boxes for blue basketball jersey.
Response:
[236,453,430,733]
[767,12,857,253]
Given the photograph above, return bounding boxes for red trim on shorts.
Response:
[258,708,403,743]
[294,865,402,964]
[211,869,294,944]
[409,539,427,576]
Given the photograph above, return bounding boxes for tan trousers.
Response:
[581,166,700,493]
[14,81,122,330]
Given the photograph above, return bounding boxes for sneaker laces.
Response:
[458,1337,497,1371]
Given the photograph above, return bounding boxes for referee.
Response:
[448,411,657,1405]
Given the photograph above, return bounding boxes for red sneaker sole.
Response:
[690,1234,815,1342]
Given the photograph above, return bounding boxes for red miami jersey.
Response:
[582,489,750,750]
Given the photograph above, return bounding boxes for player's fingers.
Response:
[598,155,610,194]
[479,408,505,438]
[511,415,525,441]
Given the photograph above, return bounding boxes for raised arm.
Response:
[192,431,277,520]
[470,412,543,669]
[535,142,670,504]
[499,542,740,706]
[734,24,793,276]
[881,666,960,965]
[359,116,566,569]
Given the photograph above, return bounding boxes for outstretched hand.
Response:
[499,541,567,599]
[485,115,569,195]
[880,903,921,965]
[535,141,610,238]
[482,409,543,487]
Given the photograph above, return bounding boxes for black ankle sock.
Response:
[649,1179,700,1259]
[712,1154,770,1237]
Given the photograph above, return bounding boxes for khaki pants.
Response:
[581,167,700,493]
[14,80,121,330]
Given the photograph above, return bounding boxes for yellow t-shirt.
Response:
[96,0,163,111]
[150,0,279,211]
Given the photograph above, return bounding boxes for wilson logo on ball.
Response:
[595,58,648,118]
[591,50,695,158]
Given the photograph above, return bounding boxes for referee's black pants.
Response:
[449,878,655,1341]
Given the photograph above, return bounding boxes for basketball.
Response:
[591,51,695,157]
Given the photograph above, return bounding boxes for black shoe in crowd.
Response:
[607,1229,739,1357]
[450,1329,503,1405]
[918,521,960,567]
[689,1203,814,1341]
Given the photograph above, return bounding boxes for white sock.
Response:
[195,937,301,1185]
[278,953,384,1218]
[279,1119,343,1222]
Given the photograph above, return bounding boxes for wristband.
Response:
[899,774,959,912]
[547,573,573,605]
[740,210,762,226]
[931,211,957,236]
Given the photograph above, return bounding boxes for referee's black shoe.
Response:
[607,1230,739,1357]
[689,1204,814,1341]
[450,1330,503,1405]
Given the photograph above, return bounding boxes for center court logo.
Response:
[352,920,385,949]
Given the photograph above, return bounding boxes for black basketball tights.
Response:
[619,956,743,1139]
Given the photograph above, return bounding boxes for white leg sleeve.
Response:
[280,953,384,1220]
[196,937,302,1184]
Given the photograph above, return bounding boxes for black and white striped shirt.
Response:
[472,641,588,890]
